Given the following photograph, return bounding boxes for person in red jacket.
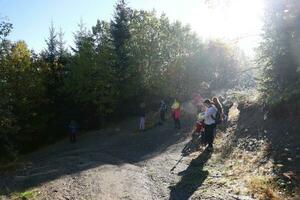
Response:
[171,99,181,129]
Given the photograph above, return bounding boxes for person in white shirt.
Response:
[203,99,217,149]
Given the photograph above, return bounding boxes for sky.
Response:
[0,0,265,55]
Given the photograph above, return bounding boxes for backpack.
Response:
[215,110,221,124]
[211,106,221,124]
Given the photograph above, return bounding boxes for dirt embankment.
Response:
[232,102,300,196]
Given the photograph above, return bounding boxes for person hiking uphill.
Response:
[171,99,181,129]
[212,97,224,125]
[218,96,233,123]
[203,99,217,150]
[68,120,78,143]
[139,102,146,131]
[159,100,167,125]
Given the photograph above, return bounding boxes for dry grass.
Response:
[247,176,283,200]
[210,98,292,200]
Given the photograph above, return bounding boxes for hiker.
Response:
[171,99,181,129]
[193,113,205,135]
[68,120,78,143]
[159,100,167,124]
[203,99,217,149]
[219,96,233,122]
[192,112,206,148]
[212,96,224,125]
[139,102,146,131]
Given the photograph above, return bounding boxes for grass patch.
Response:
[11,189,37,200]
[247,176,282,200]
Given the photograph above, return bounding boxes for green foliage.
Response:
[0,40,46,161]
[13,189,37,200]
[258,0,300,105]
[57,28,71,65]
[129,10,242,101]
[64,27,117,120]
[0,20,12,40]
[42,22,59,64]
[110,0,140,110]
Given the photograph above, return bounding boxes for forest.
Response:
[0,0,299,199]
[0,0,254,161]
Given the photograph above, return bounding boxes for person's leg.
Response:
[204,124,213,148]
[213,123,217,137]
[161,111,165,121]
[204,125,209,146]
[139,117,143,130]
[142,117,145,130]
[207,125,214,148]
[69,132,73,143]
[71,132,75,143]
[140,117,145,130]
[177,119,181,129]
[175,119,180,129]
[159,112,163,125]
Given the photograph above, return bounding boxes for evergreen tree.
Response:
[72,20,93,53]
[92,20,112,53]
[64,23,117,125]
[57,27,70,65]
[42,21,58,64]
[110,0,141,114]
[110,0,132,82]
[42,22,68,89]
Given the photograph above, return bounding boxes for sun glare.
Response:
[190,0,264,54]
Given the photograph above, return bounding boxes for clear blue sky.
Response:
[0,0,264,53]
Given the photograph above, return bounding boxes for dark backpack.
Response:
[211,106,222,124]
[215,111,221,124]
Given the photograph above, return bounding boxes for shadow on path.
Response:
[169,147,212,200]
[181,133,205,157]
[0,118,194,196]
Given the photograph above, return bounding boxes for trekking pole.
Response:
[170,155,184,172]
[170,131,195,172]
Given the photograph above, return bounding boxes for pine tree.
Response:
[43,21,58,64]
[72,20,93,53]
[57,27,70,65]
[110,0,132,80]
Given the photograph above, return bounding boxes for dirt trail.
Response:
[0,104,292,200]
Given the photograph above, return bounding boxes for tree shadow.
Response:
[0,118,194,196]
[169,147,212,200]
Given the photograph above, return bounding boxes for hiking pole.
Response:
[170,155,184,172]
[170,131,194,173]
